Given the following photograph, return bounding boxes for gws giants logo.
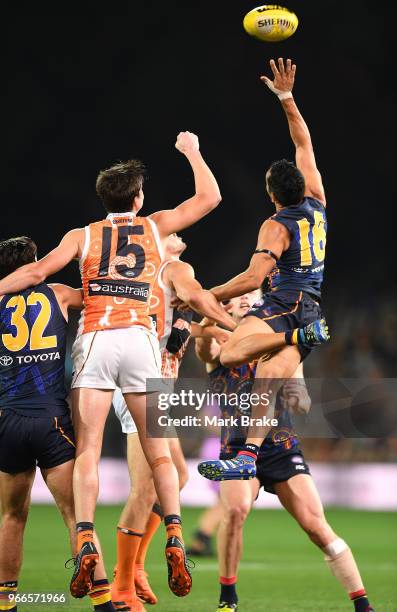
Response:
[0,356,13,367]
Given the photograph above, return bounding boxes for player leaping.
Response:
[0,132,232,609]
[198,58,330,482]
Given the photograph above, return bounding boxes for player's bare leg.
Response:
[113,435,188,606]
[42,460,114,610]
[70,388,113,599]
[0,467,35,605]
[112,432,157,609]
[41,460,76,554]
[198,342,301,482]
[124,393,192,598]
[220,316,329,369]
[216,479,258,611]
[275,475,374,611]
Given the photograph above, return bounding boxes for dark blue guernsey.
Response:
[269,197,327,298]
[0,283,68,416]
[209,362,298,459]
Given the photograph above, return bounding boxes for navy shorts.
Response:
[0,409,75,474]
[222,446,310,495]
[255,448,311,494]
[246,290,322,360]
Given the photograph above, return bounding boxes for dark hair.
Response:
[267,159,305,207]
[0,236,37,278]
[96,159,146,213]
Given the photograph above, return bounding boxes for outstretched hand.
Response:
[260,58,296,99]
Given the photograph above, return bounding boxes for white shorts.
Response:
[113,375,176,436]
[113,387,138,434]
[71,326,162,393]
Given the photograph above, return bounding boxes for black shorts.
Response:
[246,290,322,360]
[256,448,311,494]
[0,409,75,474]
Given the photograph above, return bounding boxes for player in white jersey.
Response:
[112,233,231,607]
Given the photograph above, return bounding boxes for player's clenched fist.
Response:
[175,131,199,155]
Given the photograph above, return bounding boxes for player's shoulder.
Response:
[48,284,83,309]
[166,259,194,277]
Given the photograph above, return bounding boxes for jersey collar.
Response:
[106,212,136,225]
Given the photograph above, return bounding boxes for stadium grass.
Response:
[19,506,396,611]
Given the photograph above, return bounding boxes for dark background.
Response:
[3,1,395,302]
[3,2,396,460]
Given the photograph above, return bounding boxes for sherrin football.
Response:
[243,5,298,42]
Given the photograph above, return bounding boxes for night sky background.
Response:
[2,1,395,305]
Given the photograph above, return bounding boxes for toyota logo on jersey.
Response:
[0,355,14,366]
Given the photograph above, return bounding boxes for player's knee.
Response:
[224,502,250,528]
[301,513,330,546]
[1,507,29,527]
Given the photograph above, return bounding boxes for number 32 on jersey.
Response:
[2,293,57,352]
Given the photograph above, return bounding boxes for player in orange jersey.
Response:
[111,233,232,608]
[0,132,230,610]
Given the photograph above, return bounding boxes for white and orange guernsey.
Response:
[79,212,163,334]
[149,259,192,379]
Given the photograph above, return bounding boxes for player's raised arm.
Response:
[150,132,222,237]
[0,229,83,296]
[165,261,236,331]
[210,219,289,302]
[261,58,326,205]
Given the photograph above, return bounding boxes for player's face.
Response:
[166,233,187,257]
[228,289,262,322]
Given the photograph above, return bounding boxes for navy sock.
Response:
[0,581,18,611]
[220,581,238,605]
[353,596,371,611]
[164,514,181,527]
[94,602,115,611]
[237,444,259,459]
[76,521,94,532]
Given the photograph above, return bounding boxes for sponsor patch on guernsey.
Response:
[88,279,150,301]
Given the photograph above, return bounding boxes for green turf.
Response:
[17,505,397,611]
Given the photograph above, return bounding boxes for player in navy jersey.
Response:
[0,237,116,612]
[195,293,374,612]
[197,58,330,484]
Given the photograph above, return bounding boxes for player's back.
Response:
[269,197,327,298]
[0,282,68,415]
[80,212,163,334]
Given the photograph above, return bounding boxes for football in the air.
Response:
[243,5,299,42]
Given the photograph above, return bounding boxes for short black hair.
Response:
[96,159,146,213]
[267,159,305,207]
[0,236,37,279]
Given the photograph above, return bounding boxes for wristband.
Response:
[263,79,293,101]
[278,91,293,101]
